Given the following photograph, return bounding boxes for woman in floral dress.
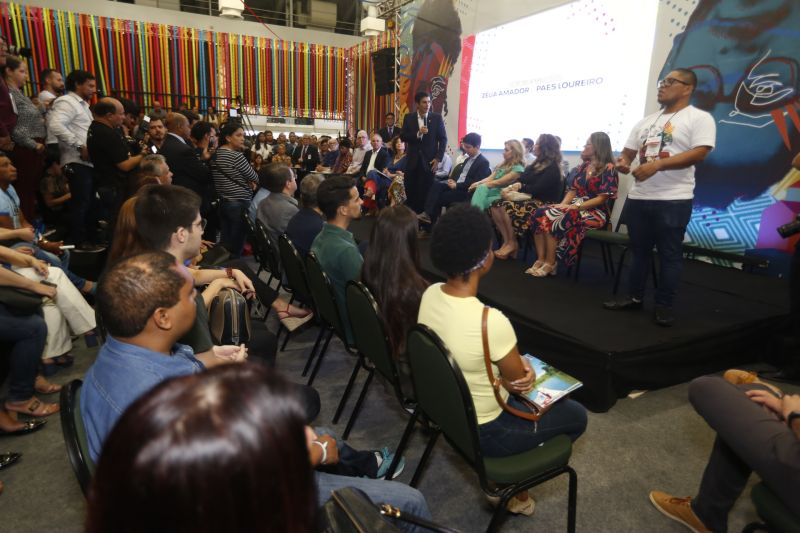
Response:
[527,132,618,277]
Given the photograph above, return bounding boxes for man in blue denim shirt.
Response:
[81,251,246,462]
[81,251,432,529]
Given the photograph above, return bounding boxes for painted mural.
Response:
[397,0,462,119]
[662,0,800,254]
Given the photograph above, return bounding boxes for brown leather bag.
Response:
[480,306,543,422]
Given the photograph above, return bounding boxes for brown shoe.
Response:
[723,369,783,396]
[649,491,711,533]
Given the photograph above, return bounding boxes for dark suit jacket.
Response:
[159,134,211,197]
[450,153,492,192]
[358,147,391,178]
[291,144,320,172]
[378,126,398,143]
[400,111,447,171]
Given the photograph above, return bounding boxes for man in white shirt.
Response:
[604,68,716,326]
[345,130,369,175]
[37,69,64,109]
[47,70,97,247]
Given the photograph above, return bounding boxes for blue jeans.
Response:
[478,396,587,457]
[11,242,87,291]
[219,199,250,258]
[0,304,46,402]
[315,472,431,533]
[65,162,96,245]
[625,199,692,308]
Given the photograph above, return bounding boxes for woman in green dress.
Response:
[469,139,525,210]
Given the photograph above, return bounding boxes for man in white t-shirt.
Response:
[604,68,716,326]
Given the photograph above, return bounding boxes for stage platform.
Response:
[350,219,790,412]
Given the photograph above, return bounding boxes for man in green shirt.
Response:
[310,176,363,344]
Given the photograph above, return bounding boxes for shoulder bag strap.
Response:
[211,151,254,197]
[481,306,541,422]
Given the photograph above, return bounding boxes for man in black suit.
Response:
[378,112,397,144]
[400,91,447,213]
[159,112,211,199]
[358,132,391,180]
[419,132,491,226]
[291,134,320,172]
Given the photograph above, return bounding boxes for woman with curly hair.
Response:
[418,204,587,516]
[489,134,563,259]
[527,131,618,277]
[469,139,525,210]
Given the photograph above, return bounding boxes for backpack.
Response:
[209,288,252,345]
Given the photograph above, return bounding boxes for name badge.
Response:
[644,135,661,158]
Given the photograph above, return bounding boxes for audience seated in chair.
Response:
[86,364,319,533]
[361,205,429,400]
[39,156,72,238]
[417,204,587,516]
[286,173,325,258]
[0,154,96,295]
[83,252,430,526]
[80,251,251,462]
[469,139,525,211]
[330,138,353,175]
[649,371,800,533]
[363,136,407,211]
[419,132,491,227]
[123,185,312,364]
[489,133,564,260]
[357,132,390,212]
[310,176,363,345]
[527,132,618,277]
[256,163,299,244]
[0,245,65,422]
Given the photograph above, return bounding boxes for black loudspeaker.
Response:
[371,48,396,96]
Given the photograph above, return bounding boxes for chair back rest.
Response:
[406,325,482,468]
[278,234,312,304]
[305,252,346,340]
[346,281,400,385]
[59,379,95,496]
[241,210,260,251]
[254,219,282,275]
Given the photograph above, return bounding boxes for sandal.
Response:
[277,304,312,321]
[34,376,62,395]
[0,419,46,437]
[53,354,75,367]
[5,398,60,418]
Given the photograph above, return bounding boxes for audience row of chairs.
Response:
[55,221,791,532]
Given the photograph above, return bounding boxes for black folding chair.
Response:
[59,380,95,496]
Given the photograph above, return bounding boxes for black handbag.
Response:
[323,487,460,533]
[0,285,45,314]
[208,288,252,345]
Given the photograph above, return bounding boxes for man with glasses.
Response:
[604,69,716,327]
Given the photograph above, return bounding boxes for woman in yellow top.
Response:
[469,139,526,210]
[417,204,587,516]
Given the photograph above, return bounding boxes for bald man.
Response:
[87,97,147,227]
[159,112,211,198]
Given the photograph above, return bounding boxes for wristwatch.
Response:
[787,411,800,428]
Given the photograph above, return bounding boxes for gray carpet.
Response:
[0,311,795,532]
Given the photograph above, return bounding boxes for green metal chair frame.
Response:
[254,218,282,288]
[59,379,95,497]
[338,280,415,440]
[742,482,800,533]
[397,325,578,533]
[303,253,363,423]
[276,234,317,351]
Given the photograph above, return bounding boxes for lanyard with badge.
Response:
[640,109,681,164]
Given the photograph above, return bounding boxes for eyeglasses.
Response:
[658,77,692,88]
[195,218,207,231]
